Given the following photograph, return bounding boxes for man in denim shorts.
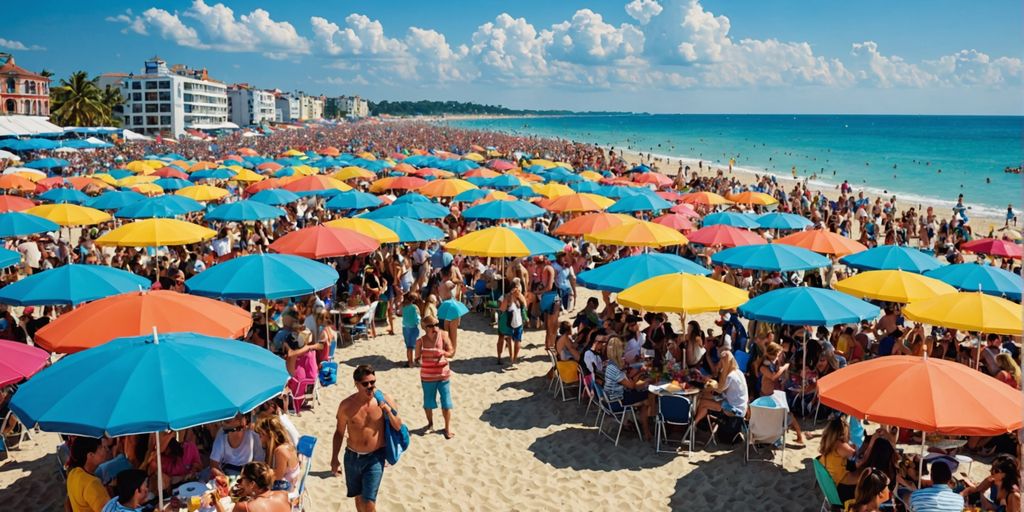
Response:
[331,365,403,511]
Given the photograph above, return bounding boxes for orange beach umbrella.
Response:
[269,225,380,259]
[552,213,638,237]
[776,229,867,256]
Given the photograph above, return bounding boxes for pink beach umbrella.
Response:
[0,340,49,386]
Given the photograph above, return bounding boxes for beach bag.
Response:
[497,311,513,336]
[318,361,338,387]
[374,389,410,465]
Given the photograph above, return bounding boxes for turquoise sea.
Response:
[447,115,1023,217]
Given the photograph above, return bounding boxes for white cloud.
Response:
[850,41,937,87]
[240,9,310,54]
[544,9,643,64]
[925,49,1023,86]
[625,0,663,25]
[311,14,404,57]
[106,10,148,36]
[405,28,471,81]
[142,8,206,49]
[470,14,549,79]
[0,38,45,51]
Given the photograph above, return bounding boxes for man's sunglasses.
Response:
[360,380,377,388]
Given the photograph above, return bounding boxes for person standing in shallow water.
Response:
[331,365,403,512]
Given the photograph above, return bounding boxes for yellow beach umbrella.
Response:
[131,183,164,196]
[585,220,688,248]
[125,161,157,174]
[530,159,557,169]
[26,204,111,227]
[356,152,376,161]
[553,162,574,170]
[281,149,304,157]
[91,173,118,186]
[293,165,318,176]
[579,170,604,182]
[542,193,615,212]
[189,161,218,172]
[902,292,1022,336]
[230,168,265,183]
[446,226,551,258]
[681,191,733,206]
[325,218,399,243]
[12,172,42,183]
[531,183,574,198]
[95,218,216,247]
[835,270,957,304]
[464,152,485,162]
[728,191,778,206]
[117,175,159,187]
[333,167,376,181]
[618,273,749,314]
[142,159,166,168]
[419,178,478,198]
[177,185,229,202]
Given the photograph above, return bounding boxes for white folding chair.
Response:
[744,394,789,465]
[545,350,559,393]
[596,391,643,446]
[347,301,379,341]
[655,394,694,455]
[288,435,316,511]
[3,411,33,447]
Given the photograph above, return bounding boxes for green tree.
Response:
[50,71,106,126]
[101,85,124,127]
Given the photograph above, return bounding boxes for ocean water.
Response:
[447,115,1024,217]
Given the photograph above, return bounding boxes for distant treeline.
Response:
[367,100,628,117]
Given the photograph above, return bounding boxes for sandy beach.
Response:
[1,285,995,512]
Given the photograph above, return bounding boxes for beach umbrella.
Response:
[282,175,352,196]
[269,225,380,259]
[33,290,252,353]
[756,212,813,231]
[249,188,300,206]
[117,175,159,188]
[669,203,700,218]
[115,195,204,219]
[464,168,500,179]
[95,219,216,247]
[728,191,778,206]
[229,168,265,183]
[0,174,38,193]
[325,190,383,211]
[87,190,145,211]
[190,168,235,181]
[129,183,164,196]
[702,211,760,229]
[960,238,1022,259]
[362,201,449,220]
[605,194,673,213]
[153,177,191,191]
[371,217,445,243]
[553,212,639,237]
[26,204,110,227]
[0,247,19,268]
[437,299,470,321]
[925,263,1022,301]
[38,188,90,205]
[0,264,150,306]
[835,269,957,303]
[0,211,59,238]
[680,191,732,206]
[541,193,614,212]
[419,178,478,198]
[332,166,376,181]
[392,193,432,205]
[739,287,880,326]
[577,253,710,292]
[487,174,524,189]
[902,292,1022,336]
[508,186,541,199]
[25,157,69,169]
[531,182,575,199]
[817,355,1023,436]
[186,253,338,300]
[151,167,189,179]
[370,176,426,192]
[447,226,564,257]
[633,171,673,187]
[206,200,285,222]
[9,331,289,507]
[686,224,766,247]
[839,245,943,273]
[651,213,695,232]
[462,199,545,220]
[0,340,48,387]
[617,274,748,313]
[176,184,228,202]
[711,244,831,272]
[325,218,400,243]
[776,229,867,256]
[0,195,36,212]
[585,220,688,248]
[452,189,491,203]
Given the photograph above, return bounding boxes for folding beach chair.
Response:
[733,350,751,373]
[2,411,33,449]
[744,395,788,465]
[596,391,643,446]
[548,352,579,402]
[347,300,379,341]
[812,458,844,512]
[579,366,597,416]
[655,394,693,455]
[289,435,317,511]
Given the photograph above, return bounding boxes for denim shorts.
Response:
[402,327,419,349]
[510,326,523,342]
[422,379,453,410]
[344,448,385,502]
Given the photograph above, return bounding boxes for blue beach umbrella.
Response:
[757,212,813,231]
[462,199,545,220]
[0,248,19,268]
[703,211,760,229]
[506,226,566,256]
[186,253,338,300]
[39,188,90,205]
[25,157,69,169]
[570,181,603,194]
[274,167,298,178]
[577,253,710,292]
[738,287,881,327]
[115,195,204,219]
[437,299,470,321]
[0,264,150,306]
[508,186,540,199]
[925,263,1022,301]
[371,217,445,242]
[840,245,943,274]
[87,190,146,211]
[249,189,300,206]
[393,193,432,205]
[0,212,59,238]
[153,177,192,191]
[606,194,673,214]
[362,202,449,220]
[487,174,523,189]
[712,244,831,272]
[206,200,285,222]
[107,169,133,180]
[452,189,491,203]
[190,168,236,181]
[326,190,382,211]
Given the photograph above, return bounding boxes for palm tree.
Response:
[50,71,105,126]
[101,85,124,126]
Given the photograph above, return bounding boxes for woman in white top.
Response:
[693,350,749,426]
[498,282,527,368]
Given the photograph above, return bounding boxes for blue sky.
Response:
[2,0,1022,114]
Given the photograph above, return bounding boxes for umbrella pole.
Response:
[156,431,165,509]
[265,302,271,351]
[801,331,808,408]
[918,433,926,488]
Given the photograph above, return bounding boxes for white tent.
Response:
[0,116,63,137]
[0,150,20,161]
[121,129,153,141]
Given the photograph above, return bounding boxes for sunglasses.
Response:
[360,380,377,388]
[223,426,243,433]
[425,323,439,329]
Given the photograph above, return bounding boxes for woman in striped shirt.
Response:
[415,315,456,439]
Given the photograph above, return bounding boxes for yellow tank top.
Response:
[820,451,847,484]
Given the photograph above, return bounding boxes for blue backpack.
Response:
[373,389,410,465]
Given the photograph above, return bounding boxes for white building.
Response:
[330,96,369,118]
[275,93,301,123]
[110,57,231,137]
[298,94,324,121]
[227,86,275,127]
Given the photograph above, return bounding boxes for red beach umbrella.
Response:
[269,225,380,259]
[960,238,1022,259]
[687,224,766,247]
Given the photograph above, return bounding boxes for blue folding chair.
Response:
[289,435,317,511]
[733,350,750,373]
[655,394,693,455]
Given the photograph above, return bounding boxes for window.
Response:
[146,115,159,125]
[132,104,143,113]
[159,103,170,113]
[132,92,141,102]
[158,80,170,89]
[145,81,157,90]
[145,92,158,102]
[131,81,141,90]
[133,116,143,125]
[145,104,158,113]
[3,99,14,112]
[160,116,171,125]
[158,91,170,102]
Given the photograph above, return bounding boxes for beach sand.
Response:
[0,287,994,511]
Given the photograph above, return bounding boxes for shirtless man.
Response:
[331,365,404,512]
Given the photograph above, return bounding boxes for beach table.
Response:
[332,304,371,343]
